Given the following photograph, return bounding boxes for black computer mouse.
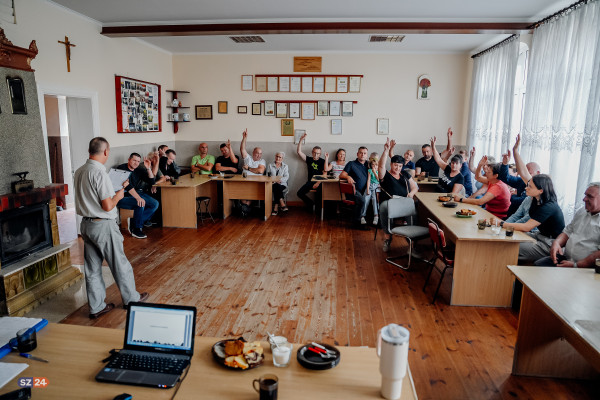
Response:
[113,394,132,400]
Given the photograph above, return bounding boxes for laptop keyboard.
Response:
[107,352,189,374]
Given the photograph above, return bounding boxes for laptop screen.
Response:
[124,303,196,355]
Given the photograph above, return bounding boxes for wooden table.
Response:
[311,176,341,220]
[216,175,281,221]
[508,266,600,379]
[154,174,217,228]
[414,179,438,192]
[415,192,534,307]
[0,323,418,399]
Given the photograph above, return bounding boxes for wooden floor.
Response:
[63,208,598,400]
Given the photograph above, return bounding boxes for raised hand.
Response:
[325,152,329,159]
[242,129,248,139]
[383,137,390,150]
[301,133,307,140]
[143,157,152,169]
[389,139,397,150]
[430,136,437,147]
[513,134,521,152]
[470,147,476,159]
[227,139,232,149]
[478,155,488,166]
[447,127,453,138]
[501,151,510,165]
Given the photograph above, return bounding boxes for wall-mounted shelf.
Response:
[166,90,190,133]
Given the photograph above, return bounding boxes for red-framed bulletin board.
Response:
[115,75,161,133]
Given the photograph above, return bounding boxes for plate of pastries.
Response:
[456,209,477,217]
[212,338,264,370]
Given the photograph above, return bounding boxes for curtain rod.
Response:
[471,34,518,59]
[528,0,593,29]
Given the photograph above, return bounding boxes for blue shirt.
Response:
[402,160,415,171]
[460,162,473,196]
[343,159,369,193]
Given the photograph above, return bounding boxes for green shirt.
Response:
[191,154,215,174]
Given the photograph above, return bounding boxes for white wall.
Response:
[3,0,174,149]
[173,53,470,146]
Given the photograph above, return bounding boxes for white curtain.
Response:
[467,36,520,160]
[520,0,600,222]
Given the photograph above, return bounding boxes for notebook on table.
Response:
[95,302,196,389]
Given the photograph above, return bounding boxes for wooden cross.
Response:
[58,36,76,72]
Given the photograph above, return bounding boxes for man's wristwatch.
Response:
[459,197,463,202]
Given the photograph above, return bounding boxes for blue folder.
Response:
[0,318,48,359]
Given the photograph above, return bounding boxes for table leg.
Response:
[222,182,231,219]
[264,182,272,221]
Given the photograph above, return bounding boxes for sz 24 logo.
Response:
[18,377,49,388]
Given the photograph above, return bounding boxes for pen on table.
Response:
[19,353,49,363]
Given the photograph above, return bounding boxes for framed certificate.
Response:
[313,77,325,93]
[242,75,253,91]
[279,76,290,92]
[276,102,288,118]
[195,105,212,120]
[238,106,247,114]
[290,77,301,92]
[264,100,275,116]
[218,101,228,114]
[289,102,300,118]
[337,76,349,93]
[255,76,267,92]
[281,119,294,136]
[331,119,342,135]
[342,101,353,116]
[267,77,278,92]
[329,101,341,116]
[302,76,313,93]
[325,76,336,93]
[301,102,315,120]
[252,103,261,115]
[349,76,361,92]
[317,101,329,116]
[377,118,389,135]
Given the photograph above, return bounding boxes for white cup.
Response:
[183,113,190,121]
[272,342,292,367]
[172,113,179,121]
[377,324,409,400]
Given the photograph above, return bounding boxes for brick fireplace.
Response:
[0,185,82,316]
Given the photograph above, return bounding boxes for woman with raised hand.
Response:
[430,134,464,195]
[266,151,289,215]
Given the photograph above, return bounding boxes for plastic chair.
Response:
[385,197,429,270]
[423,218,454,304]
[196,196,214,224]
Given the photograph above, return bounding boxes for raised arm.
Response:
[512,134,530,184]
[468,147,477,174]
[430,136,448,170]
[324,152,331,171]
[240,129,249,159]
[296,133,307,161]
[474,155,489,184]
[446,127,453,151]
[227,140,238,164]
[379,138,390,180]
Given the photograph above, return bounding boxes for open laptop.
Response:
[95,302,197,388]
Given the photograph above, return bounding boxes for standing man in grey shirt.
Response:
[74,137,149,319]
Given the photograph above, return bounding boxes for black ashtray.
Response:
[442,202,458,208]
[297,343,340,370]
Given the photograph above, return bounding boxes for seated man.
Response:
[117,153,159,239]
[158,144,181,174]
[159,149,179,180]
[191,142,215,174]
[215,140,240,174]
[339,146,369,229]
[401,149,415,172]
[535,182,600,268]
[499,149,541,217]
[296,133,325,210]
[415,144,440,177]
[239,129,266,209]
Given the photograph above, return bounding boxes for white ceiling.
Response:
[49,0,574,54]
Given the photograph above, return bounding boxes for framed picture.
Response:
[289,102,300,118]
[7,77,27,114]
[195,105,213,120]
[337,76,349,93]
[418,74,431,100]
[377,118,389,135]
[264,100,275,116]
[290,76,301,92]
[317,101,329,116]
[238,106,248,114]
[342,101,353,117]
[313,77,325,93]
[267,77,278,92]
[301,76,313,93]
[218,101,228,114]
[349,76,361,92]
[325,76,336,93]
[255,76,267,92]
[276,102,288,118]
[329,101,341,116]
[281,119,294,136]
[241,75,253,91]
[252,102,261,115]
[331,119,342,135]
[115,75,161,133]
[279,76,290,92]
[301,102,315,120]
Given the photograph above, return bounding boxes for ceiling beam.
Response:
[101,21,532,37]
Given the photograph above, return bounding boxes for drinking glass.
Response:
[272,342,292,367]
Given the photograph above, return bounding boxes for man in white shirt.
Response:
[535,182,600,267]
[238,129,266,210]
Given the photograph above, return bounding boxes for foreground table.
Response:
[508,266,600,379]
[415,192,534,306]
[216,175,280,221]
[155,174,217,228]
[0,324,417,399]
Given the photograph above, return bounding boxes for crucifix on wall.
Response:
[58,36,76,72]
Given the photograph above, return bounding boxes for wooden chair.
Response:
[385,197,429,270]
[423,218,454,304]
[339,181,356,222]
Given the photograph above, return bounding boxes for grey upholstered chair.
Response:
[385,197,430,270]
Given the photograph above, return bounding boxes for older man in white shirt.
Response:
[535,182,600,268]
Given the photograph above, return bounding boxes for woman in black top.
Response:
[378,138,418,252]
[429,135,464,195]
[502,134,565,263]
